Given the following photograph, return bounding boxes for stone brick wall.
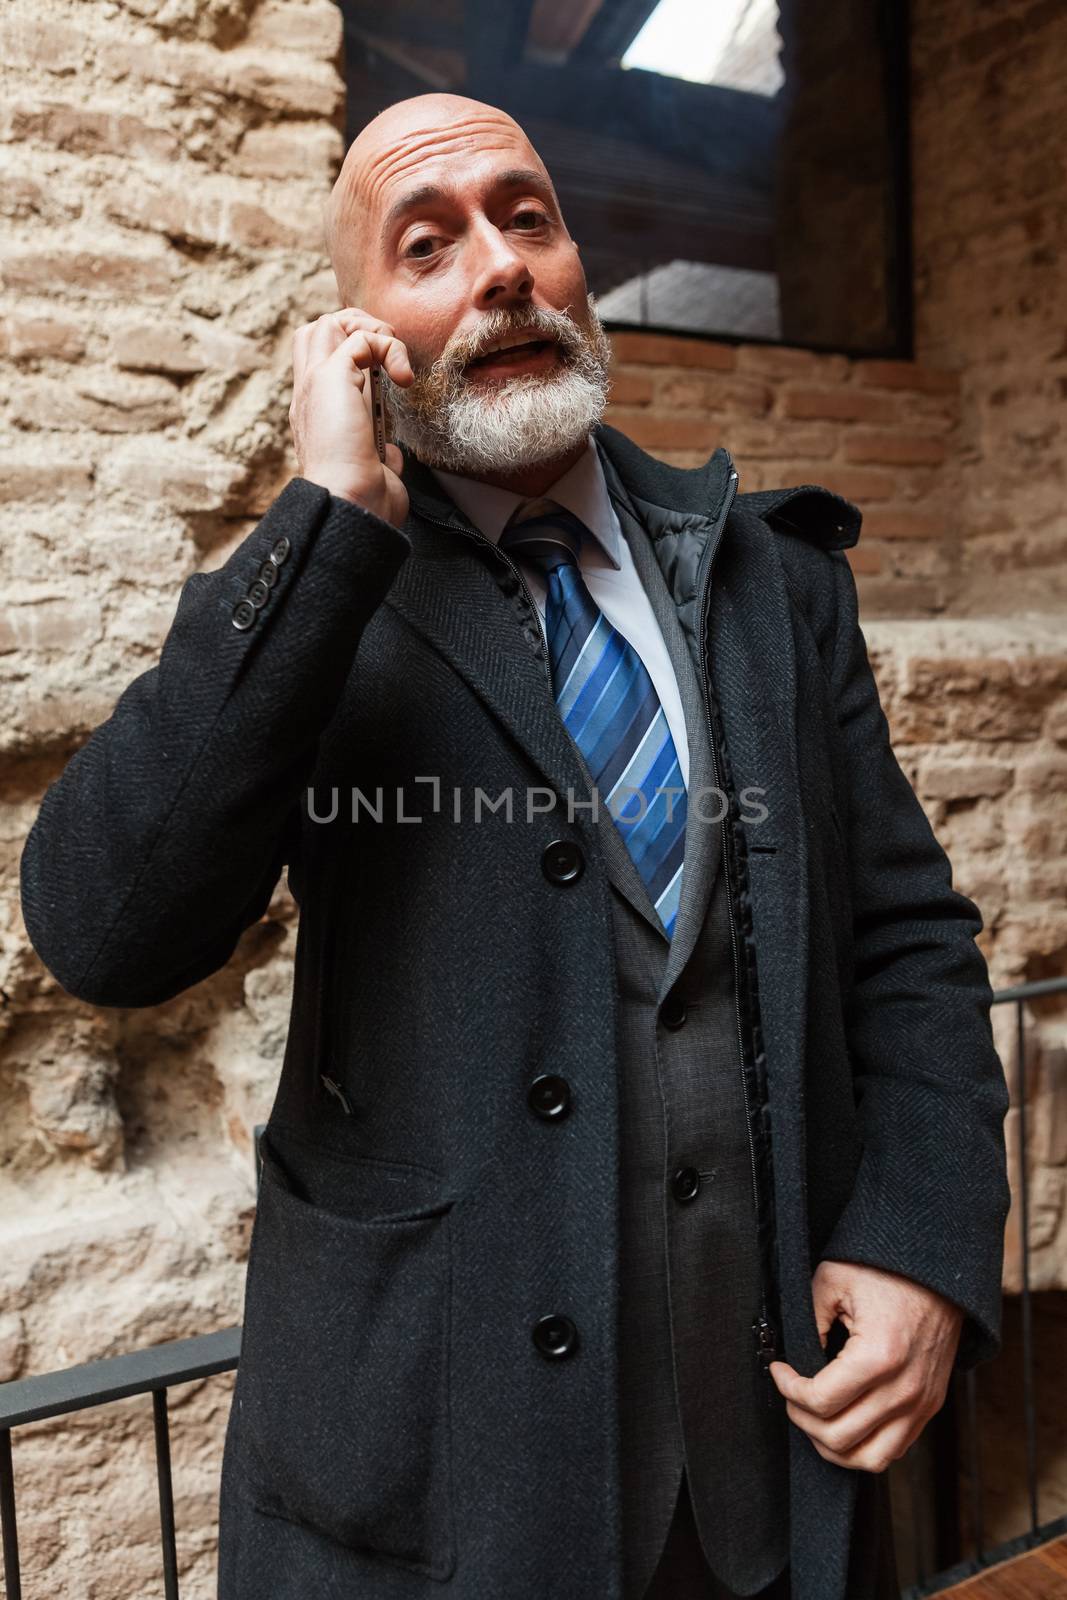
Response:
[911,0,1067,616]
[2,2,348,1594]
[604,334,962,618]
[1,0,1065,1591]
[902,0,1067,1414]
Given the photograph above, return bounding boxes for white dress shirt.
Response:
[430,435,691,789]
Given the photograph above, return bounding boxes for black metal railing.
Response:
[0,1130,265,1600]
[898,974,1067,1596]
[2,985,1065,1599]
[0,1329,241,1600]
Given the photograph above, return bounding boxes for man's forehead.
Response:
[351,105,544,217]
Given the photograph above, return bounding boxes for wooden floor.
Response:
[937,1533,1067,1596]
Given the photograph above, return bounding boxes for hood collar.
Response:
[398,422,733,543]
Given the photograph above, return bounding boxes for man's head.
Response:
[323,93,613,475]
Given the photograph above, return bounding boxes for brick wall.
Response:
[0,2,351,754]
[1,3,348,1595]
[912,0,1067,615]
[603,333,962,617]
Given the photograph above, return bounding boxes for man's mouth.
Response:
[465,336,560,375]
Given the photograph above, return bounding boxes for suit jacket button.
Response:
[528,1074,571,1119]
[532,1314,578,1359]
[231,599,256,631]
[672,1166,701,1202]
[542,839,583,884]
[258,559,279,588]
[270,535,291,566]
[247,578,270,609]
[660,993,687,1029]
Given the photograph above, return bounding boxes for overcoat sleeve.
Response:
[20,478,411,1010]
[815,548,1011,1374]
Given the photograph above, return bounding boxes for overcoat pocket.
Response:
[235,1129,456,1579]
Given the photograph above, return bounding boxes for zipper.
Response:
[320,1074,353,1116]
[692,465,781,1393]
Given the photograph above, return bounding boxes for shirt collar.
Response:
[429,435,623,569]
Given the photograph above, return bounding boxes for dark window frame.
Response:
[336,0,914,360]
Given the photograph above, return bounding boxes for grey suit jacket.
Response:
[579,444,791,1598]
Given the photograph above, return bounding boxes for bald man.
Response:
[21,92,1010,1600]
[296,93,617,512]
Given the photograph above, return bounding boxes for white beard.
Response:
[385,294,614,474]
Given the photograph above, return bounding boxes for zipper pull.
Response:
[753,1314,780,1407]
[753,1313,778,1367]
[320,1074,354,1116]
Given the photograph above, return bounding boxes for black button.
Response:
[532,1314,578,1359]
[660,993,687,1029]
[672,1166,701,1203]
[247,579,270,609]
[542,839,583,884]
[231,599,256,631]
[528,1074,571,1120]
[258,560,279,588]
[270,535,291,566]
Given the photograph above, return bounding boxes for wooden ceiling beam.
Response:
[526,0,607,61]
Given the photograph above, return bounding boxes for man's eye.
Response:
[405,236,438,258]
[511,210,548,228]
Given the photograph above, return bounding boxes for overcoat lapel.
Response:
[385,460,597,814]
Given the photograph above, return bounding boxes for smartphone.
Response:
[367,364,389,463]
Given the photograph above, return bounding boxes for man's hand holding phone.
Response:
[289,308,413,527]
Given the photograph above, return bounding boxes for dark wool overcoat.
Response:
[19,423,1011,1600]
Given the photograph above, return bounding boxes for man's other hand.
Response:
[767,1259,964,1472]
[290,308,414,526]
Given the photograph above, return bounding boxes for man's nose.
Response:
[469,224,534,308]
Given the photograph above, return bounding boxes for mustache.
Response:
[417,304,585,384]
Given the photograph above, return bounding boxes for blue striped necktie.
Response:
[499,499,686,938]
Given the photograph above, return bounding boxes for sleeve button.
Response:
[270,536,291,566]
[247,579,270,609]
[258,560,279,588]
[231,599,256,631]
